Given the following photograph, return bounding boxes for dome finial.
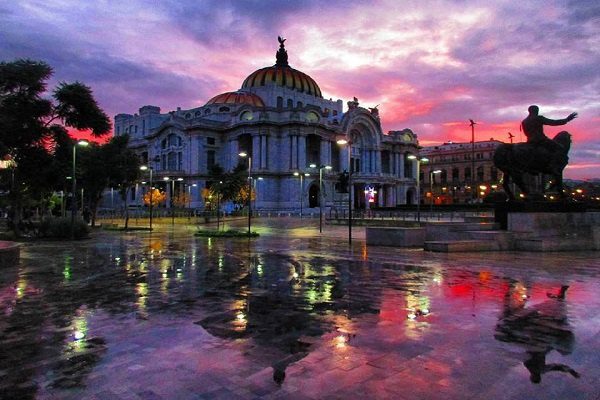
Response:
[276,36,288,66]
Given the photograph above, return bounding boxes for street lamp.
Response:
[239,152,252,235]
[430,169,442,215]
[336,138,353,244]
[407,154,428,222]
[309,163,332,233]
[293,171,310,219]
[71,139,89,238]
[139,165,154,230]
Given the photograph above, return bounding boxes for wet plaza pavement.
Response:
[1,218,599,400]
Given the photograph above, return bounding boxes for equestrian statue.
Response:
[493,105,577,200]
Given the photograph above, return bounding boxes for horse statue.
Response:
[493,131,571,200]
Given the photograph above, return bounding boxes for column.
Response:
[289,134,297,170]
[399,152,405,178]
[260,134,268,169]
[252,134,260,172]
[229,139,239,171]
[298,135,307,170]
[376,150,382,174]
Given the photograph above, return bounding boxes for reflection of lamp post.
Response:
[309,163,332,233]
[71,139,89,238]
[293,172,310,219]
[407,155,428,222]
[430,169,442,215]
[139,165,154,230]
[188,183,197,209]
[337,138,353,244]
[239,152,252,235]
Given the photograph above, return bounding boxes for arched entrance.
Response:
[308,184,320,208]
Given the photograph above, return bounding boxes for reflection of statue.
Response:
[493,131,571,200]
[495,283,580,384]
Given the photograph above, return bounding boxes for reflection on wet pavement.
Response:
[0,218,599,399]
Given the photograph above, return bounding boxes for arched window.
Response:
[287,99,293,108]
[185,113,191,119]
[218,106,230,112]
[277,97,283,109]
[306,111,319,122]
[195,111,201,117]
[240,111,254,121]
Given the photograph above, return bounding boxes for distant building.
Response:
[419,140,504,204]
[111,39,421,211]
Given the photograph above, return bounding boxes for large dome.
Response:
[241,37,323,98]
[205,91,265,107]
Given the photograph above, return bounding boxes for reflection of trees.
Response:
[494,281,579,384]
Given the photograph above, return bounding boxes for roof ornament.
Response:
[276,36,289,66]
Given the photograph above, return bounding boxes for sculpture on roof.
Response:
[276,36,288,66]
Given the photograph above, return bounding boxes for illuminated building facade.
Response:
[113,39,420,211]
[419,140,504,204]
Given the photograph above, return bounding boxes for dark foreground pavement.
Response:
[1,218,599,399]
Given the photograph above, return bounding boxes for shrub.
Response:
[38,217,90,239]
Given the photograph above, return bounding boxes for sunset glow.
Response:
[2,0,598,179]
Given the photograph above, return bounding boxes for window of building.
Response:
[206,137,215,145]
[207,150,215,169]
[218,106,230,112]
[464,167,471,181]
[452,168,459,182]
[116,126,121,135]
[135,125,138,133]
[381,151,391,174]
[477,166,484,181]
[195,111,201,117]
[297,101,303,108]
[277,97,283,109]
[441,169,447,184]
[205,108,211,114]
[287,99,293,108]
[404,159,413,178]
[306,111,319,122]
[240,111,254,121]
[333,110,338,116]
[185,113,191,119]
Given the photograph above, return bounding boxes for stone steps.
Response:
[424,240,501,252]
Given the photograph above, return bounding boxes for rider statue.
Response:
[521,105,577,152]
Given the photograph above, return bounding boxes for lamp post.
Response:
[239,152,252,235]
[163,177,176,226]
[309,163,332,233]
[430,169,442,216]
[293,172,310,219]
[139,165,154,230]
[71,139,89,238]
[407,155,428,222]
[469,119,477,201]
[336,139,353,244]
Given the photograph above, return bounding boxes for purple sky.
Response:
[1,1,598,180]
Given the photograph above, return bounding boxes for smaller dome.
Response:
[205,91,265,107]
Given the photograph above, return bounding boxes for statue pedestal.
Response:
[494,202,599,251]
[494,201,587,230]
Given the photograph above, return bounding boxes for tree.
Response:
[172,192,190,208]
[0,59,110,235]
[78,135,140,227]
[143,189,166,207]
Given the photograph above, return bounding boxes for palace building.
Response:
[419,140,504,204]
[113,39,421,211]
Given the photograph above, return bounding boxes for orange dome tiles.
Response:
[242,66,322,98]
[205,91,265,107]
